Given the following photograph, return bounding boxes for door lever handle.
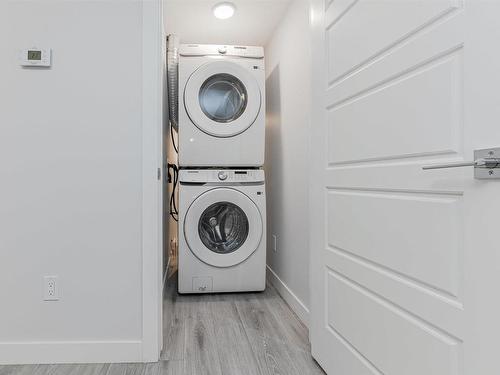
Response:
[422,158,500,170]
[422,147,500,179]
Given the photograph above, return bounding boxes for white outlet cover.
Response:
[43,275,59,301]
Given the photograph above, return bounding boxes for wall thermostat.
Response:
[20,47,51,67]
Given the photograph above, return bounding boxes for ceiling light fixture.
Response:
[213,2,236,19]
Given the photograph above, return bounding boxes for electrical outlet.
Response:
[272,234,278,252]
[43,276,59,301]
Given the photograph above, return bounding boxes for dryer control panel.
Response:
[179,44,264,59]
[180,169,265,183]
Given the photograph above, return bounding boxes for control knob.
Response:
[218,171,228,181]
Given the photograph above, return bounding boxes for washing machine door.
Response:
[184,188,263,267]
[184,60,261,138]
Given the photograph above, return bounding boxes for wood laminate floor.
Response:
[0,273,324,375]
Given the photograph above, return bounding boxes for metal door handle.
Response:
[422,158,500,170]
[422,147,500,179]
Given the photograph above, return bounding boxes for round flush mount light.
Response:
[213,2,236,19]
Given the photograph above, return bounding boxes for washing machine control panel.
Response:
[180,169,265,183]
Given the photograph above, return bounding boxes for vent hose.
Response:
[167,34,180,132]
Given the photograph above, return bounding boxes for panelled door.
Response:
[309,0,500,374]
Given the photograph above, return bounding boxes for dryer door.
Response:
[184,188,263,267]
[184,60,261,137]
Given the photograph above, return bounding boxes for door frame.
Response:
[308,0,326,366]
[141,0,164,362]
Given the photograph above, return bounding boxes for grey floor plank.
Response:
[158,360,184,375]
[246,327,325,375]
[0,364,110,375]
[161,279,186,361]
[182,295,223,375]
[285,348,326,375]
[260,284,311,352]
[44,364,109,375]
[160,274,324,375]
[143,361,183,375]
[0,365,39,375]
[208,296,262,375]
[29,365,55,375]
[105,363,144,375]
[244,328,299,375]
[233,290,294,346]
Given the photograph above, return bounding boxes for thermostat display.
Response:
[20,47,51,67]
[28,50,42,61]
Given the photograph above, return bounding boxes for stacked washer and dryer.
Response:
[176,44,266,294]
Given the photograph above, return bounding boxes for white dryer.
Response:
[178,169,266,293]
[178,44,265,167]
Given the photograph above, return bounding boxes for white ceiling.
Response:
[164,0,292,46]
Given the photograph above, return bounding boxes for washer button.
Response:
[218,171,228,181]
[218,47,227,54]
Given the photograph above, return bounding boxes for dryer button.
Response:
[218,171,228,181]
[218,47,227,54]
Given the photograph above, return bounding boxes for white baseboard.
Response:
[266,265,310,328]
[0,340,143,365]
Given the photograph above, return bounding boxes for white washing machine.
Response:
[178,44,265,168]
[178,169,266,293]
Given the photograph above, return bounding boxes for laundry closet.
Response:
[162,0,310,298]
[160,0,317,373]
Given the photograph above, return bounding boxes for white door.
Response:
[309,1,500,374]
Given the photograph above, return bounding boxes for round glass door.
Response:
[184,188,263,267]
[199,74,248,123]
[198,201,249,254]
[184,60,262,138]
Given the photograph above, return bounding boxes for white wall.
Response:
[0,1,149,364]
[264,0,311,324]
[163,0,292,46]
